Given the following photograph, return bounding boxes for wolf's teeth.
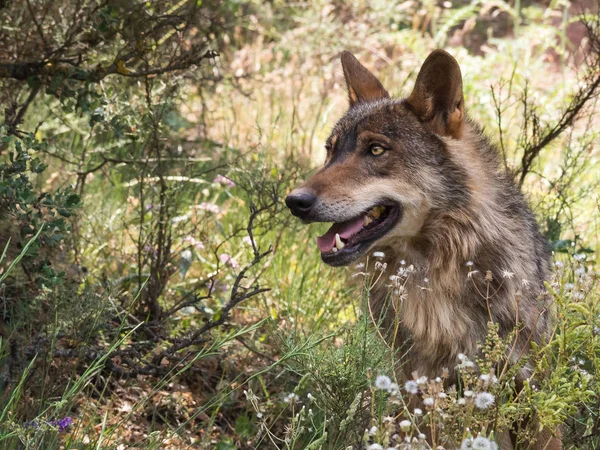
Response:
[364,216,373,226]
[331,247,338,253]
[370,206,385,219]
[335,233,345,250]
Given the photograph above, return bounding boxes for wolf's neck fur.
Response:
[367,123,551,380]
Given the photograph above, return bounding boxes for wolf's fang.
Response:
[335,233,345,250]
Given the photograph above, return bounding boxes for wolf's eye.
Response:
[369,145,386,156]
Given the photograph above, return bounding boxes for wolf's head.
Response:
[286,50,472,266]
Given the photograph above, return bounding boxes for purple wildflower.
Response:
[219,253,240,270]
[214,174,235,188]
[199,202,220,214]
[50,416,73,432]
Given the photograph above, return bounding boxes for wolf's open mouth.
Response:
[316,202,402,266]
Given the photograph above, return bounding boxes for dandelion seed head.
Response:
[554,261,564,268]
[574,253,586,262]
[461,438,474,450]
[368,444,384,450]
[413,408,423,415]
[404,380,419,394]
[466,260,474,267]
[375,375,392,391]
[474,392,495,409]
[472,436,493,450]
[369,426,378,435]
[564,283,575,291]
[423,397,435,406]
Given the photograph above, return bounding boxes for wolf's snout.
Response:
[285,190,316,219]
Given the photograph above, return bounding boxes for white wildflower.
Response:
[438,392,447,399]
[457,398,466,405]
[283,393,300,404]
[423,397,435,406]
[418,433,426,440]
[389,383,400,395]
[400,260,406,265]
[413,408,423,415]
[479,374,490,383]
[474,392,495,409]
[374,261,387,271]
[416,376,428,385]
[554,261,564,268]
[564,283,575,291]
[575,267,585,277]
[375,375,392,391]
[463,390,474,398]
[404,380,419,394]
[574,253,586,262]
[307,393,315,402]
[458,353,466,361]
[501,269,514,279]
[171,214,189,223]
[372,251,385,258]
[399,420,411,431]
[466,260,474,267]
[369,426,378,435]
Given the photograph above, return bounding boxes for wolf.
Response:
[285,50,560,449]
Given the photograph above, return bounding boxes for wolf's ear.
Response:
[341,51,389,107]
[406,50,464,139]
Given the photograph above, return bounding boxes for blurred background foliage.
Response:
[0,0,597,448]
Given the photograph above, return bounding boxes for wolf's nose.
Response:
[285,191,316,218]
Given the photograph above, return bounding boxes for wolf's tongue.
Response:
[316,215,366,252]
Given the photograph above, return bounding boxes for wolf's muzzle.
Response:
[285,190,316,219]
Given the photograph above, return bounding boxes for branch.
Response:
[0,49,217,82]
[516,12,600,186]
